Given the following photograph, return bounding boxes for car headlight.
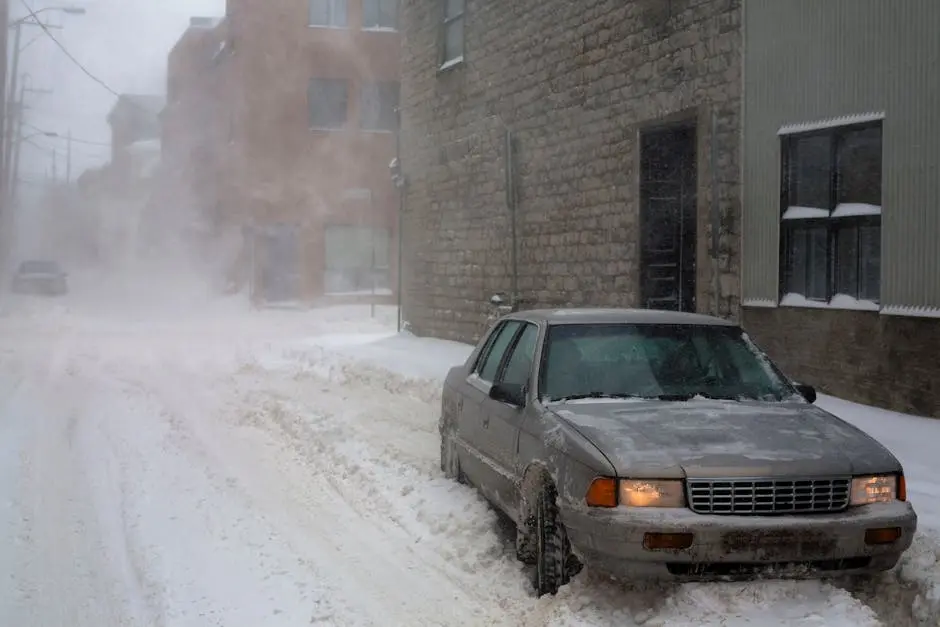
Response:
[850,474,898,505]
[619,479,686,508]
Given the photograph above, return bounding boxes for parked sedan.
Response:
[10,260,69,296]
[439,308,917,596]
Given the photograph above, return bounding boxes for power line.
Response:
[22,122,110,147]
[19,0,125,100]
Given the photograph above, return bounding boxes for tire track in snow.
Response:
[0,354,163,627]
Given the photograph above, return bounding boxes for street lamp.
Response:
[22,131,59,142]
[9,6,86,26]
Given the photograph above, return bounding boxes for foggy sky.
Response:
[16,0,224,183]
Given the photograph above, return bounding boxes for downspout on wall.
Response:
[505,128,519,311]
[710,108,721,317]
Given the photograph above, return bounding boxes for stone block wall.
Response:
[399,0,742,343]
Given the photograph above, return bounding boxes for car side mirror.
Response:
[490,382,526,407]
[793,382,817,404]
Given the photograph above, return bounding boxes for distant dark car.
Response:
[11,260,69,296]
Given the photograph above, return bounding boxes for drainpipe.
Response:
[710,108,721,317]
[505,127,519,311]
[394,106,404,332]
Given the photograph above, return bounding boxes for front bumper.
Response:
[562,500,917,581]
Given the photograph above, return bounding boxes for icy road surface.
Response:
[0,297,938,626]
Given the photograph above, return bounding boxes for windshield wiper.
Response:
[653,392,741,401]
[550,392,647,402]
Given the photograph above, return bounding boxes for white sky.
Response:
[15,0,224,183]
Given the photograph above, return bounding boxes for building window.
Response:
[309,0,347,27]
[362,0,397,29]
[324,225,390,294]
[308,78,348,129]
[360,82,399,131]
[780,122,882,305]
[441,0,465,67]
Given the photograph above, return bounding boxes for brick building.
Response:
[160,17,233,242]
[398,0,742,343]
[209,0,402,305]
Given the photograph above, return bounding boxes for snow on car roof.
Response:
[511,308,736,326]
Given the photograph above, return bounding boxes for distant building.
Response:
[740,0,940,418]
[163,1,402,305]
[160,16,234,252]
[106,93,165,180]
[397,0,742,342]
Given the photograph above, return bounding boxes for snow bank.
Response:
[280,329,940,626]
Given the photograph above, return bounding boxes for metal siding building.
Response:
[742,0,940,310]
[741,0,940,418]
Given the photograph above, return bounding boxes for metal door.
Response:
[640,125,698,312]
[258,224,302,304]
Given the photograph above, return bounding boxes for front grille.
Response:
[687,477,851,515]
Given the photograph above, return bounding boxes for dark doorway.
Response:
[258,224,303,304]
[639,125,697,312]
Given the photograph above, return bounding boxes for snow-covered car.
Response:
[439,308,917,596]
[10,260,69,296]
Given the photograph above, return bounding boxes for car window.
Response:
[19,261,59,273]
[476,321,522,382]
[540,323,793,402]
[498,323,539,387]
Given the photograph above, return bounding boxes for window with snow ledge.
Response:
[309,0,347,28]
[362,0,397,30]
[440,0,465,69]
[779,120,882,308]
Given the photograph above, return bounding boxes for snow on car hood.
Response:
[550,398,901,479]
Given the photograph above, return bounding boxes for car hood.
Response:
[549,398,901,478]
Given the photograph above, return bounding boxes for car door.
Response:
[479,321,540,513]
[460,319,524,491]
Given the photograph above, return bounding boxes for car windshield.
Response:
[540,323,795,403]
[18,260,60,274]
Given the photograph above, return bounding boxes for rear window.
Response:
[19,261,60,273]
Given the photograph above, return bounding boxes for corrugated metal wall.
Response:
[742,0,940,309]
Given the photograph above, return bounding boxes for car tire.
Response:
[515,518,537,565]
[533,483,574,596]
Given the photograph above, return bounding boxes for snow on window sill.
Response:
[782,206,829,220]
[831,203,881,218]
[743,298,777,308]
[325,289,393,297]
[780,293,880,311]
[881,305,940,319]
[308,24,348,30]
[309,126,346,133]
[439,56,464,72]
[829,294,880,311]
[360,128,395,134]
[362,26,397,32]
[780,293,830,309]
[777,112,885,135]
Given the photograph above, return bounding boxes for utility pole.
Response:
[66,129,72,183]
[8,77,26,206]
[0,0,11,197]
[1,21,22,202]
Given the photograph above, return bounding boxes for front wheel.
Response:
[534,484,575,596]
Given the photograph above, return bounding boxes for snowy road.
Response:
[1,297,938,626]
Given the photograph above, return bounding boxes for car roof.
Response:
[506,308,737,327]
